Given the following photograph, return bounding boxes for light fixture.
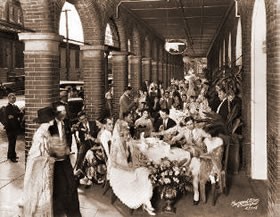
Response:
[164,39,187,55]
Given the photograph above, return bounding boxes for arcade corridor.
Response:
[0,0,280,216]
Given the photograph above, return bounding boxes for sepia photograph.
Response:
[0,0,276,216]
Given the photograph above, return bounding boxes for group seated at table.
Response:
[75,73,240,215]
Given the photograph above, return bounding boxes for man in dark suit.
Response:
[159,90,173,110]
[48,104,82,217]
[154,108,177,132]
[5,93,22,163]
[216,87,229,122]
[75,111,101,170]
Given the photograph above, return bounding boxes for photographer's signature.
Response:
[231,198,260,210]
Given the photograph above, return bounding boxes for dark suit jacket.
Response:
[154,117,177,132]
[5,103,21,132]
[77,120,100,144]
[217,99,229,121]
[48,119,72,148]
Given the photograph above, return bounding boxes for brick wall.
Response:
[266,0,280,216]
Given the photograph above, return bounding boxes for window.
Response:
[15,41,24,68]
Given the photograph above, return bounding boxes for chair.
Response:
[199,135,230,205]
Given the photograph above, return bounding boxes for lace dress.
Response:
[109,120,153,209]
[21,123,55,217]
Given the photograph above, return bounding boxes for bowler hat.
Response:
[33,107,55,123]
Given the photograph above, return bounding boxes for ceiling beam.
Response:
[129,5,230,11]
[206,1,235,57]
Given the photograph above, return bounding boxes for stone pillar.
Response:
[19,32,62,159]
[81,45,105,121]
[111,51,128,121]
[142,57,152,82]
[151,60,158,83]
[129,55,142,91]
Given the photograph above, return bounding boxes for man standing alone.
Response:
[119,86,136,119]
[5,93,22,163]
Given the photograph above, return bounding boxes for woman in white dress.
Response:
[20,107,73,217]
[20,107,56,217]
[109,119,156,215]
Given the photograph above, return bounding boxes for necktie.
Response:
[61,122,66,141]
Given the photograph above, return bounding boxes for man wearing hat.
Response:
[48,104,82,217]
[5,93,22,163]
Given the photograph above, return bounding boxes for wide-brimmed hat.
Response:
[33,106,55,123]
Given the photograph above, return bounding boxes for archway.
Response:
[59,2,84,80]
[251,0,267,180]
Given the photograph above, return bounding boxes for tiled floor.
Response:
[0,126,268,217]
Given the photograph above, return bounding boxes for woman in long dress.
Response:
[20,107,73,217]
[20,107,56,217]
[109,119,156,215]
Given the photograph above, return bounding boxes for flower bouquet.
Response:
[146,157,192,213]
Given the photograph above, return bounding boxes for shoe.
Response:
[143,205,156,216]
[10,158,18,163]
[193,200,199,206]
[79,177,89,185]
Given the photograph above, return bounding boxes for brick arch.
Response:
[20,0,57,32]
[112,17,128,52]
[105,18,121,49]
[58,0,104,45]
[21,0,103,44]
[132,26,142,56]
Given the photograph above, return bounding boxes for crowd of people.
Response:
[14,67,242,216]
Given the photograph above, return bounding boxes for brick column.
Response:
[162,62,167,88]
[151,60,158,83]
[111,51,128,121]
[158,61,163,84]
[18,32,61,159]
[129,55,142,91]
[168,63,172,83]
[81,45,105,120]
[267,1,280,216]
[142,57,152,82]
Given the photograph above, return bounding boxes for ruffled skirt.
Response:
[109,166,153,209]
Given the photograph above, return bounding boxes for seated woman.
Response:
[109,119,156,215]
[172,91,183,110]
[134,109,154,138]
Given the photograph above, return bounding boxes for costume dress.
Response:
[109,120,153,209]
[22,123,55,217]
